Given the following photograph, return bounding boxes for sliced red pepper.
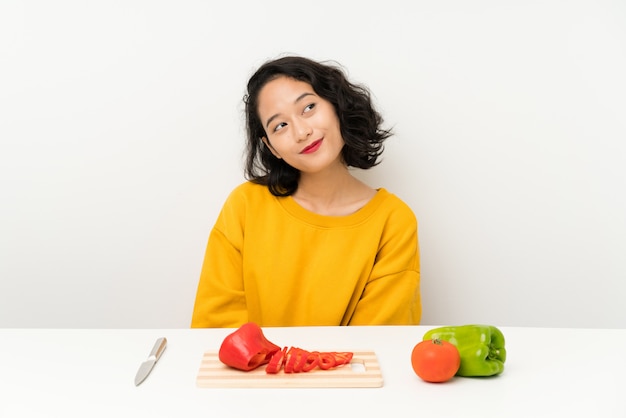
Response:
[332,351,354,366]
[317,352,336,370]
[265,346,287,374]
[217,322,354,374]
[265,349,351,373]
[284,347,302,373]
[301,351,320,372]
[293,348,314,373]
[218,322,281,371]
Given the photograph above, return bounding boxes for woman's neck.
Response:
[293,166,376,216]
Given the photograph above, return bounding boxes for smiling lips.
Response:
[300,139,323,154]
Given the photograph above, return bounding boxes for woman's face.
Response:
[257,76,345,175]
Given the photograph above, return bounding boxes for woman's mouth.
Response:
[300,139,323,154]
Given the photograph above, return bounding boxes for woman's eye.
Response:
[303,103,316,113]
[273,122,287,132]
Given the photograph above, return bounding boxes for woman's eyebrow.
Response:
[265,92,316,129]
[294,91,315,103]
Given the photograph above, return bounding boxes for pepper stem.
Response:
[488,347,500,360]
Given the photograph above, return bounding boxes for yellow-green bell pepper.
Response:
[423,324,506,377]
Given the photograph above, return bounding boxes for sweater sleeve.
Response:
[190,191,248,328]
[348,202,421,325]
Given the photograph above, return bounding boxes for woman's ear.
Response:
[261,137,282,159]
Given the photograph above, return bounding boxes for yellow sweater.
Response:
[191,181,420,328]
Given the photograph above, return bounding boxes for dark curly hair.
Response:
[243,56,392,196]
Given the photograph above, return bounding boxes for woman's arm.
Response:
[349,205,421,325]
[190,227,248,328]
[191,189,249,328]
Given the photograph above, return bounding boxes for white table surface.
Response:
[1,326,625,417]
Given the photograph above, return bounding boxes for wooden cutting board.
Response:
[196,350,383,388]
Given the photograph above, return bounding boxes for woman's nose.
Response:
[294,120,312,142]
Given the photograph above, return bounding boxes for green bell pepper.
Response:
[423,324,506,377]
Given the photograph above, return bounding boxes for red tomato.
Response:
[411,338,461,383]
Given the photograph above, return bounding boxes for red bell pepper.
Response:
[218,322,354,374]
[218,322,281,371]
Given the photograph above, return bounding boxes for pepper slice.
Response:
[423,324,506,377]
[283,347,301,373]
[265,346,287,374]
[301,352,320,372]
[317,352,336,370]
[331,352,354,366]
[293,348,311,373]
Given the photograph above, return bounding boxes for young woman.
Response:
[191,56,420,327]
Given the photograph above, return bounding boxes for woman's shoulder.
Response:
[375,188,417,222]
[225,181,272,205]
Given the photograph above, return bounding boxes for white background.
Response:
[1,0,624,329]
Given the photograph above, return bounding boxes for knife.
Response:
[134,337,167,386]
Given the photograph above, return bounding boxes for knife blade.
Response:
[134,337,167,386]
